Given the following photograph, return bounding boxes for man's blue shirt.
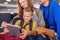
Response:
[39,1,60,40]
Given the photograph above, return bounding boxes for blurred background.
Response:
[0,0,59,13]
[0,0,60,25]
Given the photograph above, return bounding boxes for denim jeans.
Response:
[36,34,50,40]
[27,35,50,40]
[27,35,44,40]
[27,35,35,40]
[36,35,44,40]
[44,35,50,40]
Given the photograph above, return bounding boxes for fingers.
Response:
[22,29,28,34]
[20,33,27,39]
[20,33,24,36]
[1,21,7,28]
[41,34,46,38]
[4,28,9,33]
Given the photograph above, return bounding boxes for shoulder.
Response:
[33,21,37,25]
[50,1,60,7]
[11,15,22,24]
[34,8,43,12]
[12,15,21,21]
[15,20,21,24]
[13,15,21,19]
[14,19,21,26]
[32,21,37,27]
[33,8,43,15]
[50,1,60,12]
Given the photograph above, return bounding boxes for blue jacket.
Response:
[39,1,60,40]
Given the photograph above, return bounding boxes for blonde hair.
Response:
[24,7,34,12]
[23,7,34,16]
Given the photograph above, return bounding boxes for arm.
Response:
[35,27,54,38]
[36,9,45,27]
[32,8,45,27]
[43,28,54,38]
[54,4,60,40]
[38,10,45,27]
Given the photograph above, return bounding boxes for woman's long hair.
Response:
[17,0,34,17]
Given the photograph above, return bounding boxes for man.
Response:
[38,0,60,40]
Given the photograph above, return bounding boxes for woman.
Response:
[16,0,45,27]
[13,0,55,40]
[14,0,49,40]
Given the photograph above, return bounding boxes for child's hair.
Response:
[23,7,34,16]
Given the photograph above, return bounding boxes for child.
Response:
[14,7,37,40]
[14,7,47,40]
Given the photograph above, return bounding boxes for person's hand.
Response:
[20,33,27,39]
[1,21,7,28]
[35,27,46,38]
[4,28,9,33]
[30,31,36,36]
[20,29,28,39]
[35,27,54,38]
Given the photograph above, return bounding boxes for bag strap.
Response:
[29,20,33,31]
[12,17,21,25]
[19,19,33,31]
